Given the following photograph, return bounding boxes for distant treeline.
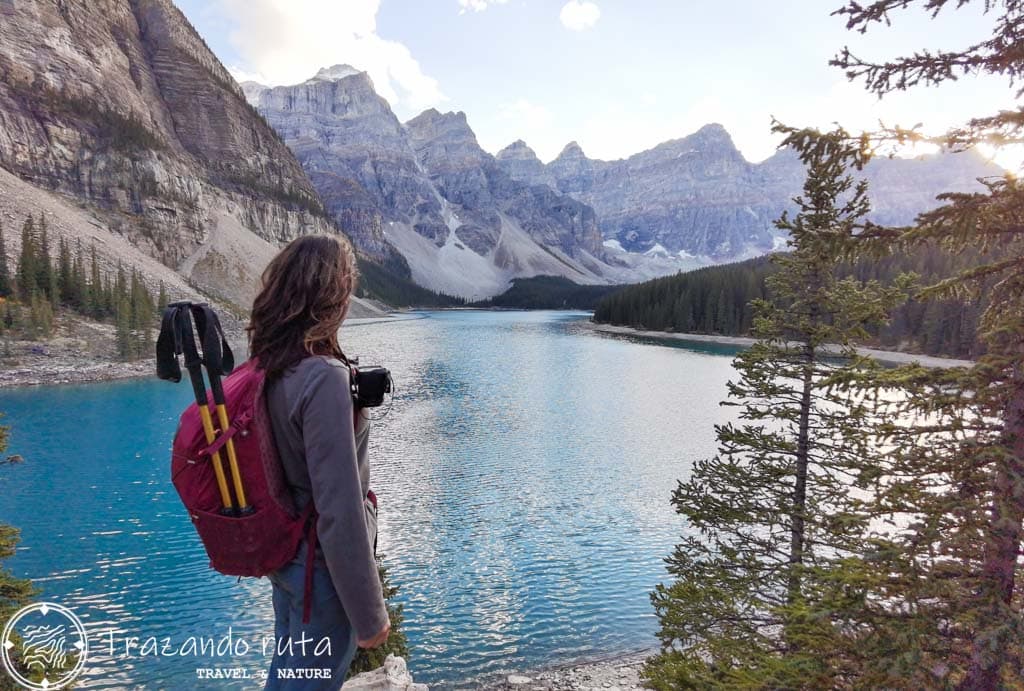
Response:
[355,257,466,308]
[472,276,620,310]
[593,246,988,359]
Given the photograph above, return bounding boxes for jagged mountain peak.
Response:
[497,139,541,161]
[405,109,481,152]
[695,122,730,137]
[407,108,470,127]
[643,123,740,159]
[308,64,366,82]
[556,141,588,160]
[687,122,737,149]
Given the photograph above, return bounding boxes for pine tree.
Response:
[831,2,1024,687]
[0,222,10,298]
[88,246,102,319]
[57,236,71,306]
[16,217,36,301]
[115,295,132,360]
[105,268,118,318]
[1,304,12,358]
[68,245,83,311]
[36,216,55,308]
[644,127,905,689]
[128,270,155,359]
[348,559,410,679]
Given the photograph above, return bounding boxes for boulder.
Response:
[343,655,428,691]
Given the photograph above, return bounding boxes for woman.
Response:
[247,234,390,689]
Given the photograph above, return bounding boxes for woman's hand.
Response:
[357,622,390,649]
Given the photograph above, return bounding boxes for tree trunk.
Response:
[788,341,815,605]
[960,362,1024,690]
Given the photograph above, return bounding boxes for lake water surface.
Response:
[0,311,742,689]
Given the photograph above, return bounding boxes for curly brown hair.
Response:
[247,234,359,377]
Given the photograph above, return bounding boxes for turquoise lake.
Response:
[0,311,743,689]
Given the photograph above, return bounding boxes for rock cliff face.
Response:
[495,140,557,189]
[0,0,334,306]
[504,124,1001,262]
[255,68,434,263]
[404,108,605,260]
[542,125,779,260]
[251,68,627,298]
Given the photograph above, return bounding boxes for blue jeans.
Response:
[264,548,358,691]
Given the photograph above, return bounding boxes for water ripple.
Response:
[0,311,740,688]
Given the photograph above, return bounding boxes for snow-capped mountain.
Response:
[246,64,1001,297]
[245,66,683,298]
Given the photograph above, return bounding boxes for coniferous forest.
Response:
[643,2,1024,689]
[0,215,160,361]
[593,245,987,358]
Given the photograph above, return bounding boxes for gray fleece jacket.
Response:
[265,355,389,641]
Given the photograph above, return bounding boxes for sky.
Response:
[175,0,1020,169]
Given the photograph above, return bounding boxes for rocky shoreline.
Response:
[586,321,974,369]
[0,314,419,389]
[0,358,156,388]
[481,650,651,691]
[343,651,652,691]
[0,313,250,389]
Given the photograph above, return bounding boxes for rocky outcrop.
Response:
[343,655,428,691]
[495,140,557,189]
[544,124,778,260]
[484,651,648,690]
[250,68,624,298]
[0,0,335,306]
[404,109,605,259]
[255,67,439,262]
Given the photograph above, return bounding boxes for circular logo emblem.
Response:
[2,602,87,690]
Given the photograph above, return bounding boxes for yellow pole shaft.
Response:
[215,403,249,509]
[198,405,234,510]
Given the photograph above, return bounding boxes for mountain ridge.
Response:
[243,63,1001,295]
[0,0,339,307]
[502,126,1001,261]
[248,65,674,298]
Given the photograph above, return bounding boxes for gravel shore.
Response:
[0,313,415,389]
[0,312,251,389]
[482,650,651,691]
[586,322,974,369]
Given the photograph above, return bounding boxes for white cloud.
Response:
[559,1,600,31]
[226,65,267,85]
[214,0,445,115]
[457,0,509,13]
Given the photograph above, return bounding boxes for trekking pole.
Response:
[157,303,235,514]
[189,304,251,515]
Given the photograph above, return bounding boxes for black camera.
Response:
[350,363,393,408]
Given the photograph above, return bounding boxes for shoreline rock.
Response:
[0,358,155,389]
[483,650,651,691]
[344,655,428,691]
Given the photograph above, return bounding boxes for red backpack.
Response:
[157,302,348,623]
[170,359,309,576]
